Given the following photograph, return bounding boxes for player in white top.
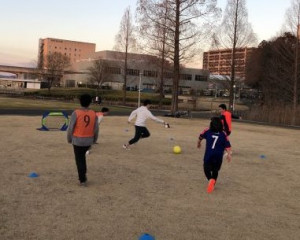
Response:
[123,99,169,150]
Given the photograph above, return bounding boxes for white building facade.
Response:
[63,51,210,93]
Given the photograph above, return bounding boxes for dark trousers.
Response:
[203,161,223,181]
[129,126,150,145]
[73,145,90,183]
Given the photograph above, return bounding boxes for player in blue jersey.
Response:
[197,117,232,193]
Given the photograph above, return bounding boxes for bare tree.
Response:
[136,0,172,108]
[87,59,111,94]
[283,0,300,124]
[213,0,257,111]
[170,0,221,114]
[44,52,70,92]
[137,0,220,114]
[114,7,137,105]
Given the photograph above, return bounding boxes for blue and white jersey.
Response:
[199,128,231,163]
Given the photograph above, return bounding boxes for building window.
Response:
[143,70,157,78]
[164,72,173,79]
[106,67,121,74]
[180,74,192,80]
[195,75,207,81]
[127,69,140,76]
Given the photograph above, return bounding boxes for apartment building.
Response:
[203,47,256,78]
[38,38,96,68]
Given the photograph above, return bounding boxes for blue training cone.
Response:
[28,172,39,178]
[139,233,155,240]
[260,155,266,159]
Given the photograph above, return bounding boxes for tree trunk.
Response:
[158,0,169,109]
[229,0,239,112]
[123,44,128,105]
[97,83,100,97]
[47,77,53,93]
[171,0,180,115]
[159,29,167,109]
[159,57,165,109]
[292,19,299,125]
[230,49,236,111]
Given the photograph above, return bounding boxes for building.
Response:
[63,50,210,92]
[38,38,96,69]
[203,47,256,78]
[0,78,41,89]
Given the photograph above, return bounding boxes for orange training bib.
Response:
[73,109,96,137]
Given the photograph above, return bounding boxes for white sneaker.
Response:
[122,144,130,150]
[79,182,87,187]
[85,150,90,156]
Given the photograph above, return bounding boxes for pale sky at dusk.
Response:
[0,0,291,67]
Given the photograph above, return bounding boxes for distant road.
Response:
[0,109,125,116]
[0,108,213,118]
[1,108,299,129]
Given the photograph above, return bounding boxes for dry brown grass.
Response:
[245,105,300,126]
[0,116,299,240]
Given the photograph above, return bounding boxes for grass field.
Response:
[0,96,131,113]
[0,115,299,240]
[0,95,247,112]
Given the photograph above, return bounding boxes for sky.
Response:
[0,0,292,67]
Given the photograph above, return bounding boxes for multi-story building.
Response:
[203,47,256,78]
[63,50,210,92]
[38,38,96,69]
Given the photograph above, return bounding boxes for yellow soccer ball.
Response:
[173,145,181,154]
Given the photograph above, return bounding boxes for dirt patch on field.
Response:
[0,115,299,240]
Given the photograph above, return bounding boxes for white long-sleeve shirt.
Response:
[128,106,164,127]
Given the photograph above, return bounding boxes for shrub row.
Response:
[24,88,171,105]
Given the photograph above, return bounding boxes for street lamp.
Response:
[138,72,142,107]
[233,84,236,111]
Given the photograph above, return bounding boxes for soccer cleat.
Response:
[207,179,216,193]
[79,182,87,187]
[122,144,131,150]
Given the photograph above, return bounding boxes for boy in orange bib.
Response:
[67,94,99,186]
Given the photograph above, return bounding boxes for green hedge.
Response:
[24,88,171,105]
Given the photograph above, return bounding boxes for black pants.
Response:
[129,126,150,145]
[203,161,223,181]
[73,145,90,183]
